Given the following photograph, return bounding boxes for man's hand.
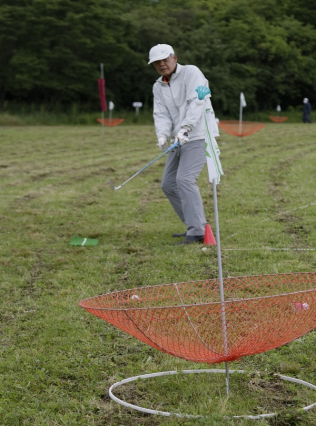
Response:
[176,128,189,146]
[157,137,168,152]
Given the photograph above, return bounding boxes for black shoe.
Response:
[172,232,187,238]
[176,235,204,245]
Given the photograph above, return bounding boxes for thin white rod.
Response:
[109,370,316,419]
[109,369,242,418]
[212,178,229,395]
[239,99,243,137]
[100,64,104,136]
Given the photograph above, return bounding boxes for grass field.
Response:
[0,123,315,425]
[0,106,309,127]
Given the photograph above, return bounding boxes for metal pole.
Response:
[100,64,104,136]
[212,178,230,395]
[109,141,179,190]
[109,108,112,124]
[239,99,243,139]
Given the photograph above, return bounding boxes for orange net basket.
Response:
[79,272,316,364]
[97,118,125,127]
[218,120,265,137]
[269,116,288,123]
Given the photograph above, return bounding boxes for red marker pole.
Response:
[98,64,107,136]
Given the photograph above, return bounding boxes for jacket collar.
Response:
[156,63,182,84]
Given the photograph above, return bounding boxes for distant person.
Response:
[148,44,219,245]
[303,98,312,123]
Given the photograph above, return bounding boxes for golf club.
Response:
[109,141,179,190]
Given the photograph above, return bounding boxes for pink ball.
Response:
[293,302,309,312]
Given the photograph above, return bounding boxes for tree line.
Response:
[0,0,315,114]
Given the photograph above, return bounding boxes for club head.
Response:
[108,179,121,190]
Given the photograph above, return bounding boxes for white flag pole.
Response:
[239,92,247,139]
[109,101,114,124]
[239,93,243,138]
[100,64,104,136]
[277,105,281,117]
[202,90,229,394]
[212,177,230,395]
[196,85,228,393]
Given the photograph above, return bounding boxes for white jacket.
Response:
[153,63,219,143]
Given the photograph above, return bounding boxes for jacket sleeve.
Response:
[153,84,173,140]
[180,66,210,132]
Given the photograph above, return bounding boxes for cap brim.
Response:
[148,54,170,65]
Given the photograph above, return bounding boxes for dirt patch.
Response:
[248,375,298,408]
[106,383,161,425]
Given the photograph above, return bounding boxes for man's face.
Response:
[153,54,177,78]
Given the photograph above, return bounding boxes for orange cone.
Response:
[204,224,216,245]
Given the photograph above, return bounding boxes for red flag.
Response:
[98,78,107,112]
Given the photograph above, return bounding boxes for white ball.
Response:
[131,295,140,300]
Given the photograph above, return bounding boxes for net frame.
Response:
[96,118,124,127]
[109,369,316,419]
[79,272,316,364]
[269,116,288,123]
[218,120,265,137]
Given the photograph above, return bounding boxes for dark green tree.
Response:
[0,0,315,113]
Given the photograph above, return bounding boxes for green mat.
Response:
[70,237,99,246]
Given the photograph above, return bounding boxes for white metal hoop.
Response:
[109,369,316,420]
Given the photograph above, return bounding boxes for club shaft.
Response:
[110,141,179,190]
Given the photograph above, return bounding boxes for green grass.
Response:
[0,105,310,126]
[0,108,156,126]
[0,123,315,425]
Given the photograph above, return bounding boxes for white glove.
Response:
[176,128,189,146]
[157,137,168,152]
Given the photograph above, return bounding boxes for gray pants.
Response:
[161,139,207,236]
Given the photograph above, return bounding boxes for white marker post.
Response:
[200,87,228,394]
[277,105,281,117]
[239,92,246,138]
[100,64,104,135]
[109,101,115,125]
[132,102,143,116]
[212,177,230,395]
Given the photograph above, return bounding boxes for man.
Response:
[148,44,219,245]
[303,98,312,123]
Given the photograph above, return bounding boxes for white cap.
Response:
[148,44,174,64]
